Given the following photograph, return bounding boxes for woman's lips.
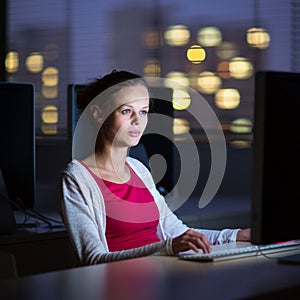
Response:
[128,130,140,137]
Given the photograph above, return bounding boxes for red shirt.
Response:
[81,162,160,251]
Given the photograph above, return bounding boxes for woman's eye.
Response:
[121,109,131,115]
[140,110,148,116]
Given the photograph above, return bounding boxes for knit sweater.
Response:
[58,157,239,265]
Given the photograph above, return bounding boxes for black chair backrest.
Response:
[128,144,151,171]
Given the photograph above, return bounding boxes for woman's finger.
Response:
[182,234,211,253]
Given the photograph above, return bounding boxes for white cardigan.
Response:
[58,158,239,265]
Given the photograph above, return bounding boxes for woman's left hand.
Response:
[236,228,251,241]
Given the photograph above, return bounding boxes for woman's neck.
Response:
[96,146,127,170]
[84,146,130,183]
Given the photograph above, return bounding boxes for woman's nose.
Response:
[131,112,140,124]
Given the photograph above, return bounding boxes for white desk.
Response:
[1,246,300,300]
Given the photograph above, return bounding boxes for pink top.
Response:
[80,161,160,252]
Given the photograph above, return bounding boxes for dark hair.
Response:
[77,70,148,110]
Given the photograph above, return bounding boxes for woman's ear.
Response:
[90,104,103,124]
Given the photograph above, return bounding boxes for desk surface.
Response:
[1,246,300,300]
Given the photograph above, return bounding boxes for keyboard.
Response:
[178,241,300,262]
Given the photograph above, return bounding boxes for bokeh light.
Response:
[197,26,222,47]
[215,88,240,109]
[164,25,190,46]
[186,45,206,64]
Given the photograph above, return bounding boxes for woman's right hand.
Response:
[172,229,212,254]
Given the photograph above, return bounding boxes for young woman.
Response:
[59,70,250,265]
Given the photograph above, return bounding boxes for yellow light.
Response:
[26,52,44,73]
[197,26,222,47]
[186,45,206,64]
[229,57,253,79]
[164,25,190,46]
[229,140,252,148]
[173,118,190,135]
[216,42,238,60]
[166,72,190,87]
[5,51,19,73]
[143,59,161,77]
[42,85,58,99]
[247,27,270,49]
[230,118,252,134]
[41,124,58,135]
[42,67,59,86]
[41,105,59,123]
[172,89,191,110]
[215,88,240,109]
[197,71,222,94]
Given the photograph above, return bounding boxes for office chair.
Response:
[128,144,170,195]
[128,143,151,171]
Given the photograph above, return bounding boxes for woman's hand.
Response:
[236,228,251,241]
[172,229,212,254]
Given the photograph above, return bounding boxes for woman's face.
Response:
[101,85,150,148]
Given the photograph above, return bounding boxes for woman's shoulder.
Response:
[126,156,150,175]
[65,158,81,169]
[62,159,98,189]
[63,159,87,177]
[126,156,158,190]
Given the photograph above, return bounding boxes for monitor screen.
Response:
[0,82,36,209]
[251,71,300,244]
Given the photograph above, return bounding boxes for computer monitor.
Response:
[0,82,36,210]
[251,71,300,244]
[67,83,176,193]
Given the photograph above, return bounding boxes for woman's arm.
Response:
[90,241,168,264]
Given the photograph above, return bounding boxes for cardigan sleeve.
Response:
[59,171,107,264]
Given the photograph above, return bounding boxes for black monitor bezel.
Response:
[251,70,300,244]
[0,82,36,209]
